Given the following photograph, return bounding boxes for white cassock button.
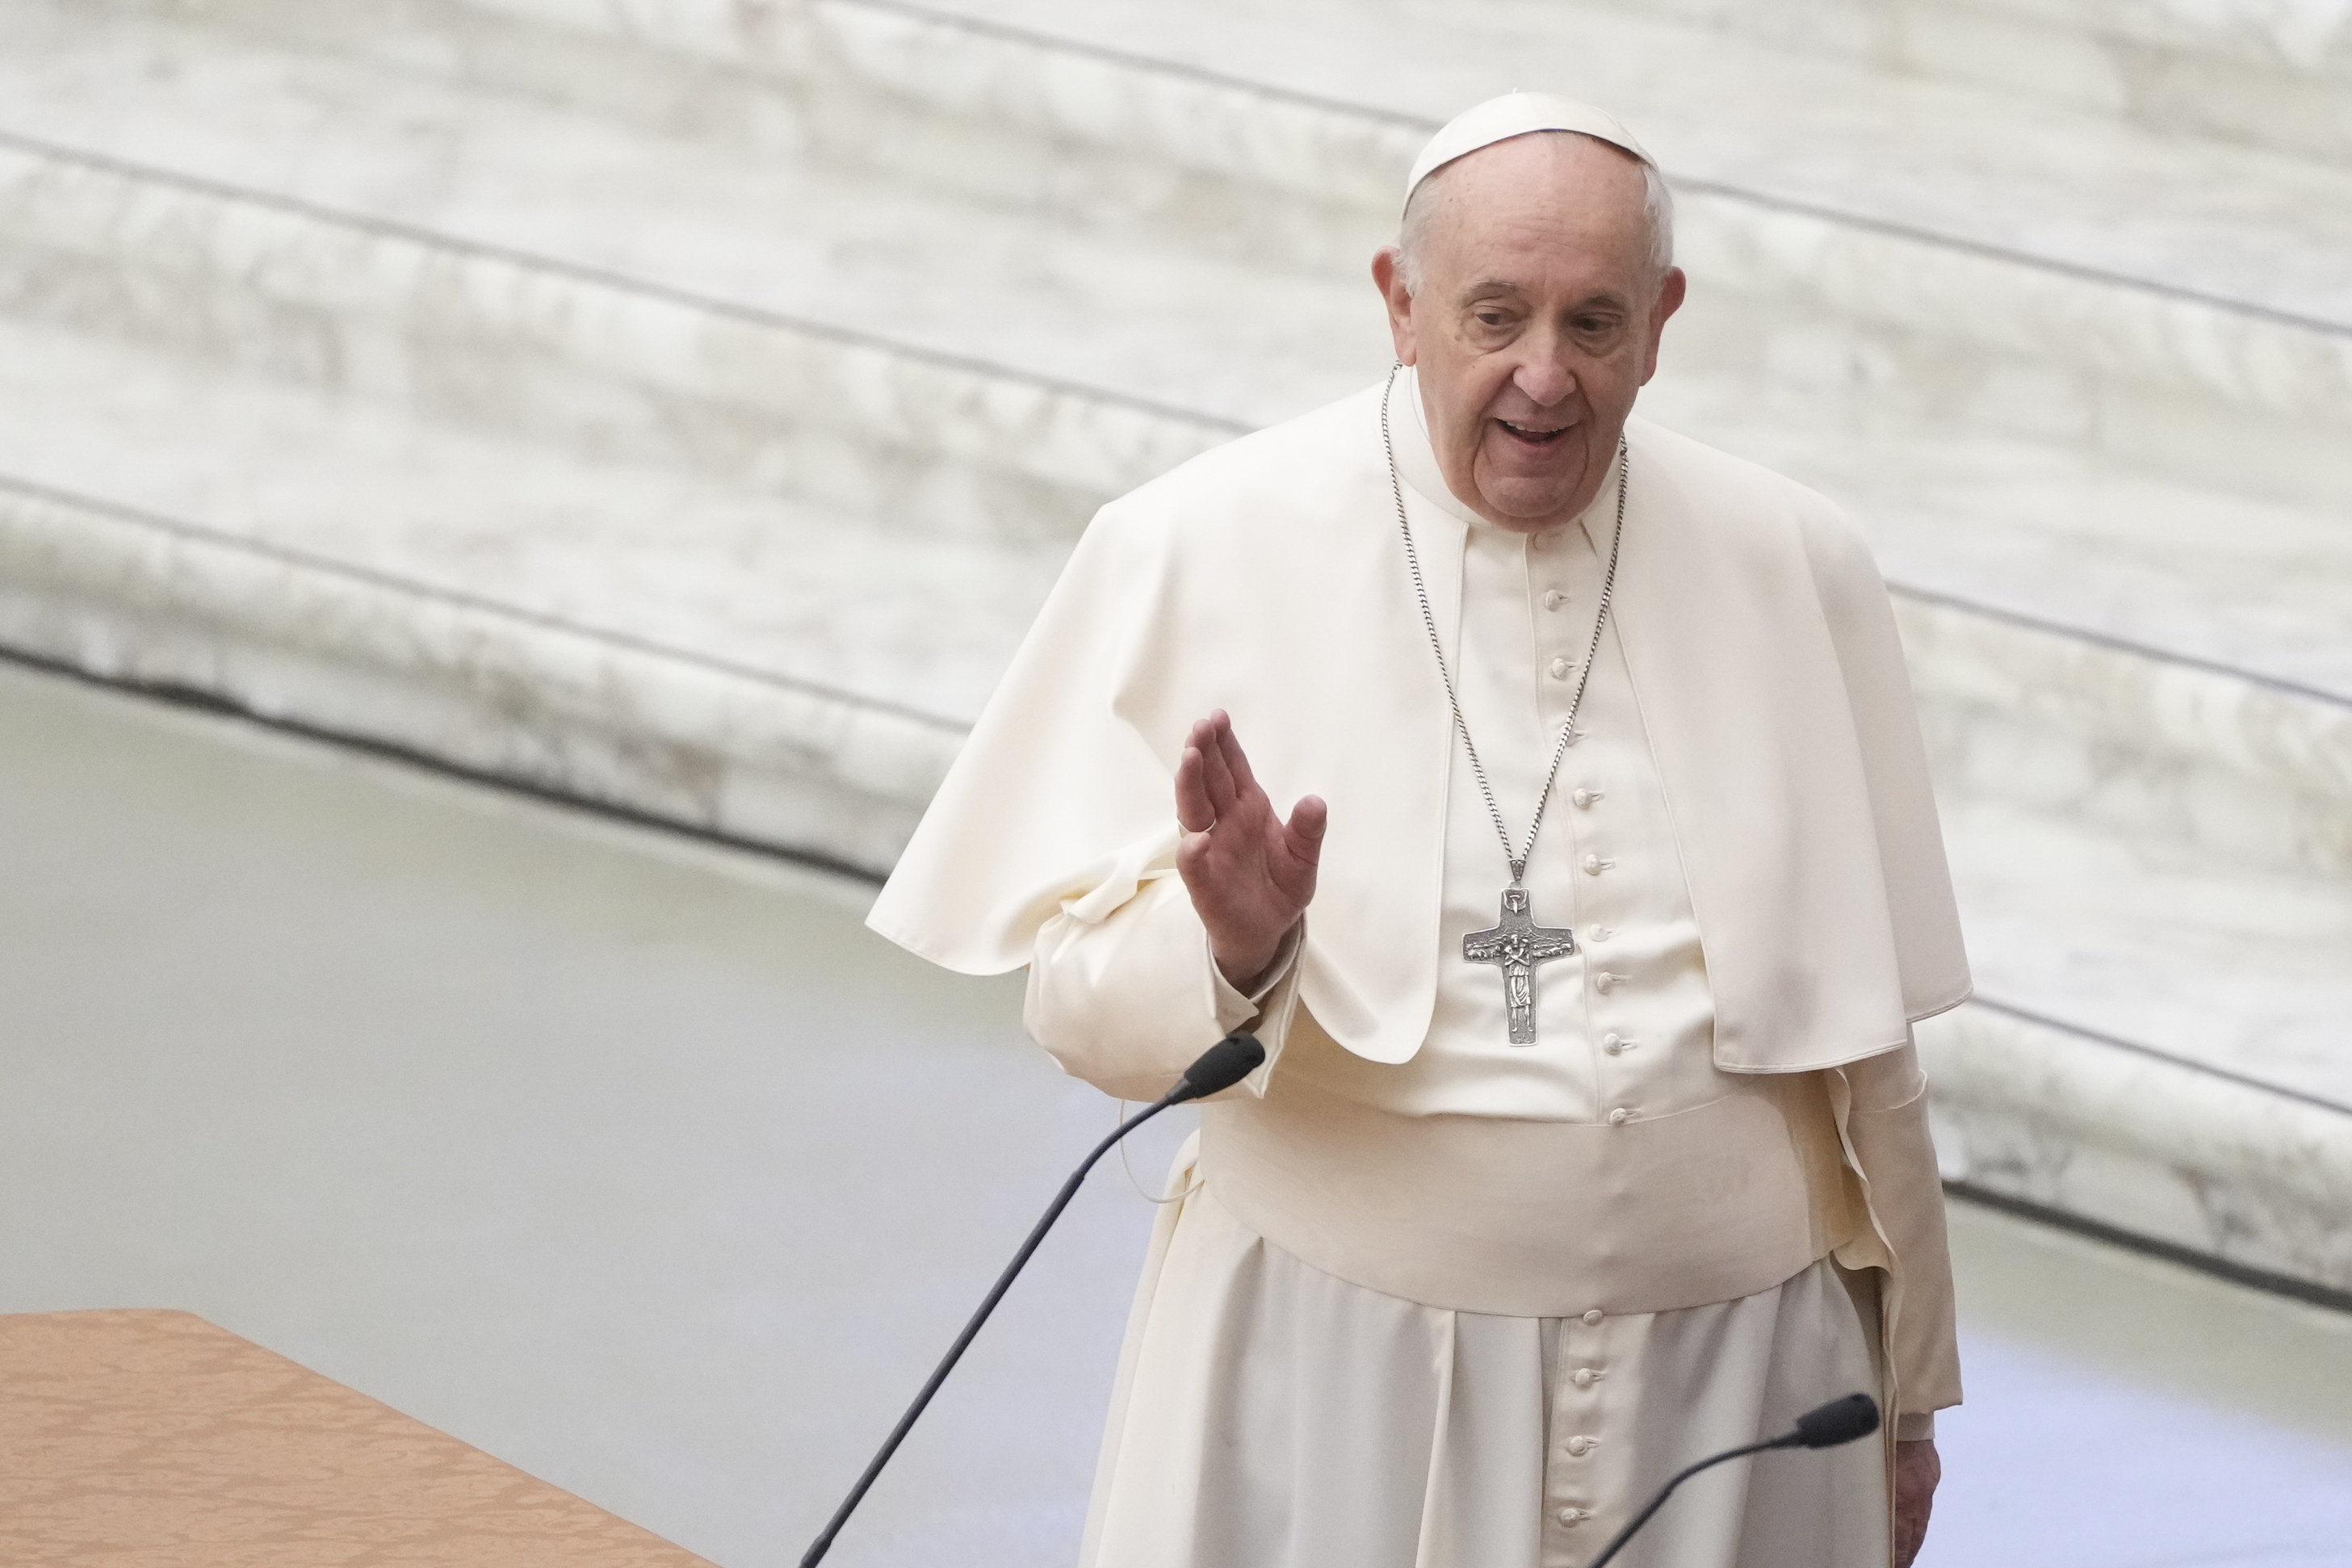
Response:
[1595,971,1622,992]
[1530,534,1549,551]
[1549,656,1571,680]
[1582,1309,1604,1327]
[1573,1367,1598,1388]
[1566,1436,1595,1456]
[1602,1033,1625,1054]
[1588,925,1615,941]
[1543,589,1567,610]
[1608,1107,1632,1126]
[1558,1507,1586,1526]
[1571,787,1595,808]
[1583,853,1614,874]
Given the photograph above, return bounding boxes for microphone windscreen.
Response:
[1172,1033,1267,1103]
[1792,1393,1880,1449]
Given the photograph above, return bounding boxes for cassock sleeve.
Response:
[1023,858,1304,1101]
[1838,1039,1962,1439]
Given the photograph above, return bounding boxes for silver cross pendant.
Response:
[1462,883,1578,1046]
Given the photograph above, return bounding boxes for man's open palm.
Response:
[1176,711,1326,992]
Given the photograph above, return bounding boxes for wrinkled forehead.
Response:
[1405,92,1654,213]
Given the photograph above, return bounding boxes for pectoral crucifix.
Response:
[1462,883,1578,1046]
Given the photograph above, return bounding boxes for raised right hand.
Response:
[1175,711,1326,992]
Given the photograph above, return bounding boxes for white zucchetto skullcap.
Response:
[1404,92,1655,212]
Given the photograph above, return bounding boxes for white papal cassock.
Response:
[870,369,1968,1567]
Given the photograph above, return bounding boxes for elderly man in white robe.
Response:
[871,94,1965,1568]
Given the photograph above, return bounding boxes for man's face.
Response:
[1374,134,1686,535]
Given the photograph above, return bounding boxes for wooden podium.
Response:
[0,1309,717,1565]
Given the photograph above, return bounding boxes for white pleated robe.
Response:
[1084,1147,1889,1568]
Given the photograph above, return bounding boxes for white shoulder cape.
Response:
[868,381,1971,1072]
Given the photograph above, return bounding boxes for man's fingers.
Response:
[1214,712,1264,799]
[1194,715,1240,816]
[1286,795,1329,860]
[1270,795,1326,906]
[1175,745,1217,833]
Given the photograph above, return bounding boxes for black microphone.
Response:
[1587,1392,1881,1568]
[1166,1029,1268,1103]
[799,1031,1267,1567]
[1792,1390,1882,1449]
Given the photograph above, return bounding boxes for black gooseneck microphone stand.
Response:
[798,1031,1267,1568]
[1587,1391,1884,1568]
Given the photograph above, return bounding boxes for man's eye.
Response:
[1476,311,1509,327]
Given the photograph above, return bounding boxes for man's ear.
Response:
[1371,247,1419,367]
[1640,266,1687,385]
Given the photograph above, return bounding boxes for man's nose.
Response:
[1511,354,1575,409]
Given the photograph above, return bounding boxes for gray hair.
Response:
[1396,132,1675,296]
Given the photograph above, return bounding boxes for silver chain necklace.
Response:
[1380,363,1627,1045]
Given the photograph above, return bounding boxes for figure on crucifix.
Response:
[1461,883,1578,1044]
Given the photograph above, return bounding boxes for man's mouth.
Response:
[1496,419,1570,446]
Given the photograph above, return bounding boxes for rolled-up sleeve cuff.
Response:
[1207,921,1302,1027]
[1203,920,1305,1096]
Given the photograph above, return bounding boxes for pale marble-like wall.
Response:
[4,0,2347,1295]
